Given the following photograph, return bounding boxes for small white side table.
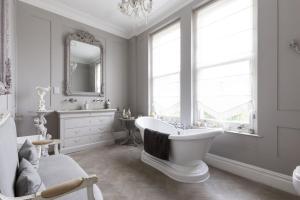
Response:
[119,118,138,146]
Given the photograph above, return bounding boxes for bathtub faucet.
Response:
[169,122,187,130]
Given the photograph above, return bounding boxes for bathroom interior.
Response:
[1,0,300,199]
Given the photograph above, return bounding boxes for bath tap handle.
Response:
[93,98,103,102]
[289,40,300,54]
[64,98,77,103]
[169,121,186,129]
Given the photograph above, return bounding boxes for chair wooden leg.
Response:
[87,185,95,200]
[54,144,59,155]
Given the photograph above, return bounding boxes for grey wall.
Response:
[14,0,300,176]
[129,0,300,176]
[16,1,129,137]
[128,37,137,115]
[0,0,16,114]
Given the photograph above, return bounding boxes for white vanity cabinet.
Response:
[56,109,116,154]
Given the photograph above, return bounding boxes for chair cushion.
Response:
[15,159,45,197]
[0,116,18,197]
[38,154,102,200]
[18,139,39,168]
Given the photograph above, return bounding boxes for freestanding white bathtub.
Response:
[135,117,223,183]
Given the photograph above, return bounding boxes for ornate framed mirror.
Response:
[0,0,12,95]
[65,31,104,96]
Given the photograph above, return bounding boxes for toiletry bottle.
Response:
[150,111,157,118]
[84,101,89,110]
[107,99,111,108]
[123,109,127,119]
[105,99,111,109]
[127,109,131,118]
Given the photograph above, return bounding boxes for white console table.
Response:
[56,109,116,154]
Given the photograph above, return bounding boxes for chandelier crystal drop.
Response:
[119,0,152,21]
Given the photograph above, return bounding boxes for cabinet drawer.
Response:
[64,116,113,129]
[63,134,108,148]
[89,117,113,126]
[65,125,111,138]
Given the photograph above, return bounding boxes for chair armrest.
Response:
[32,139,61,155]
[40,178,83,198]
[4,175,98,200]
[40,175,98,200]
[32,139,60,146]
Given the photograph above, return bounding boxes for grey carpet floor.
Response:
[70,145,299,200]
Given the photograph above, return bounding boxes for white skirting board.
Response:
[204,153,296,195]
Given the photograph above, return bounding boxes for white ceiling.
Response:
[18,0,194,39]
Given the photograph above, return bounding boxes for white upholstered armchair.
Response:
[0,113,103,200]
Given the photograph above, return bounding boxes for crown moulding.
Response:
[17,0,194,39]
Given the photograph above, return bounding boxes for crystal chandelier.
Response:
[119,0,153,21]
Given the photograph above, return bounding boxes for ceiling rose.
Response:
[119,0,153,22]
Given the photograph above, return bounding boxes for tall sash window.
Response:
[194,0,256,132]
[150,22,181,120]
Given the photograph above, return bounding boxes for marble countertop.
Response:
[55,108,117,114]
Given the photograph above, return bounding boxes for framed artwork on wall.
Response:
[0,0,11,95]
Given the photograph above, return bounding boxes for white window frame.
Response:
[149,20,181,122]
[192,0,258,134]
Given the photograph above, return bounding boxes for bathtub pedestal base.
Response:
[141,150,210,183]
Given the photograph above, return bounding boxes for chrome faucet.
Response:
[64,98,77,103]
[92,98,103,103]
[169,121,195,130]
[169,122,186,130]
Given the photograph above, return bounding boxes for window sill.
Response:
[225,130,263,138]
